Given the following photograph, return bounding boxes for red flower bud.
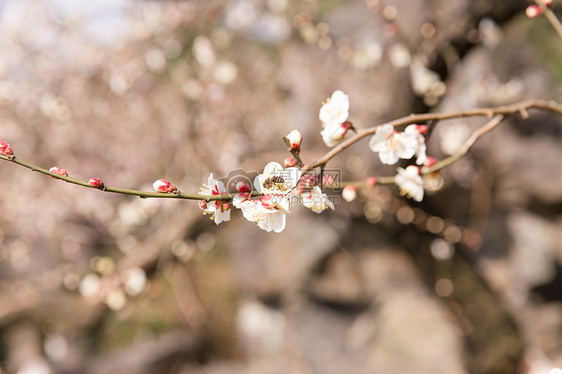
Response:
[235,181,251,193]
[415,124,429,135]
[342,121,354,131]
[284,157,297,168]
[49,166,68,177]
[88,178,104,189]
[366,177,378,186]
[526,5,543,18]
[423,156,438,168]
[0,140,13,157]
[153,179,178,193]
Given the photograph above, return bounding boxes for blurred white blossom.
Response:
[439,122,471,155]
[124,267,147,296]
[395,165,424,202]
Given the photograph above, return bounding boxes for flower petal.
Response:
[263,162,283,176]
[214,207,231,225]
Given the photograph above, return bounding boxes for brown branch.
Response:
[423,114,505,174]
[301,99,562,175]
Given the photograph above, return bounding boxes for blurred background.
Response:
[1,0,562,373]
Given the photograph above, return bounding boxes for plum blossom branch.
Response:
[301,99,562,175]
[0,155,256,201]
[2,98,562,233]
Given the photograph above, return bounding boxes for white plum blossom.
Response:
[238,196,287,233]
[369,124,418,165]
[319,90,349,126]
[236,162,301,233]
[302,186,335,214]
[395,165,424,202]
[200,173,231,225]
[321,121,353,147]
[404,124,428,165]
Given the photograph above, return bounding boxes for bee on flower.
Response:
[254,162,301,196]
[236,162,301,233]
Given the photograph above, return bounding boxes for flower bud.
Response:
[526,5,542,18]
[88,177,104,189]
[49,166,68,177]
[285,130,302,151]
[235,181,251,193]
[0,140,13,157]
[284,157,297,168]
[544,0,552,7]
[366,177,378,186]
[405,165,421,175]
[199,200,208,210]
[342,185,357,202]
[153,179,177,193]
[422,157,443,192]
[405,124,429,136]
[423,156,438,168]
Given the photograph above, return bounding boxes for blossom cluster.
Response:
[146,89,437,233]
[194,162,333,233]
[318,90,434,203]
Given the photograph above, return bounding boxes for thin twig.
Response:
[0,155,256,201]
[543,8,562,40]
[423,115,505,174]
[301,99,562,175]
[535,0,562,41]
